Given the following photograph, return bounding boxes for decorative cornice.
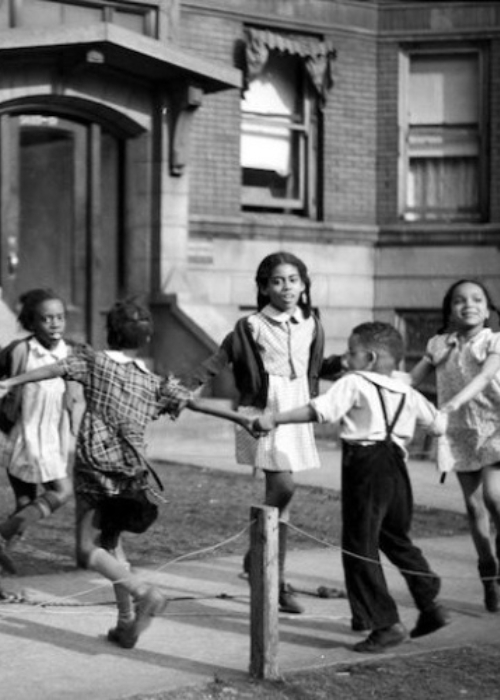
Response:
[181,1,500,39]
[190,215,379,245]
[190,215,500,247]
[379,223,500,246]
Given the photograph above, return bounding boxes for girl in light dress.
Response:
[191,251,342,614]
[411,279,500,613]
[0,288,84,574]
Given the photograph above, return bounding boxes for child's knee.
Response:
[45,479,73,506]
[75,540,94,569]
[38,490,68,515]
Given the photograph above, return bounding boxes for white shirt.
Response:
[311,370,446,454]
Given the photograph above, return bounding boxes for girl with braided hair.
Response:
[0,288,84,573]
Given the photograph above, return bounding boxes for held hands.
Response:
[163,376,194,419]
[0,381,12,399]
[251,413,277,435]
[440,401,459,414]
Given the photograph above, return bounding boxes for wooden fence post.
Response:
[249,505,280,679]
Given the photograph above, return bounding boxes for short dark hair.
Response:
[18,288,65,331]
[106,297,153,350]
[351,321,405,364]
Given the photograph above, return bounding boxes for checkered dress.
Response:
[57,346,186,504]
[236,306,321,472]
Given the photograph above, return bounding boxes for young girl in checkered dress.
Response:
[0,298,192,649]
[191,252,342,613]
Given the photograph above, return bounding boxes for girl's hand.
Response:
[0,381,11,398]
[441,401,459,414]
[253,414,276,434]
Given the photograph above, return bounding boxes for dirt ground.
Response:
[1,463,497,700]
[129,644,500,700]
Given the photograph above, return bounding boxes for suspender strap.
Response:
[354,373,406,442]
[374,384,406,442]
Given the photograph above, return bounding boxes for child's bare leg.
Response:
[100,529,134,628]
[482,463,500,588]
[457,470,498,612]
[264,470,303,614]
[0,476,72,540]
[77,501,167,648]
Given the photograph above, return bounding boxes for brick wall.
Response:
[323,30,378,224]
[180,11,242,218]
[376,41,399,225]
[490,38,500,222]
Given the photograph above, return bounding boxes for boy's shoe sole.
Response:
[353,623,408,653]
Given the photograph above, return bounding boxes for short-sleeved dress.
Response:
[0,337,74,483]
[425,328,500,472]
[235,305,321,473]
[57,346,181,505]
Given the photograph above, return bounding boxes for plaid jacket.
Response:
[58,346,188,477]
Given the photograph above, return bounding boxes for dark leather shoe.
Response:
[107,622,138,649]
[279,583,304,614]
[353,623,408,653]
[410,604,451,638]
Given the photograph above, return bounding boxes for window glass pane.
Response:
[404,52,483,222]
[61,2,102,24]
[241,53,305,210]
[22,0,103,26]
[114,9,145,34]
[407,156,479,221]
[410,54,479,125]
[242,55,300,116]
[22,0,63,26]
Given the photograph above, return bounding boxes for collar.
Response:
[445,327,491,347]
[28,337,67,361]
[261,304,305,324]
[104,350,149,373]
[353,370,410,394]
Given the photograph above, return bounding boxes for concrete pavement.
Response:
[0,408,496,700]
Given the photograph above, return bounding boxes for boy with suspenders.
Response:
[254,321,450,653]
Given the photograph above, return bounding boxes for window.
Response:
[240,28,335,217]
[400,50,486,222]
[241,52,317,215]
[8,0,157,38]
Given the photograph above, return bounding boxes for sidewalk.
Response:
[0,410,492,700]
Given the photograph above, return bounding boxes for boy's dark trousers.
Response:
[341,440,441,631]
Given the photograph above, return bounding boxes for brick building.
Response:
[0,0,498,384]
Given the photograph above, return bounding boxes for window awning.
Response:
[244,27,336,106]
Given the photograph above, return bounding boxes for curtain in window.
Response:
[408,157,479,219]
[244,27,336,106]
